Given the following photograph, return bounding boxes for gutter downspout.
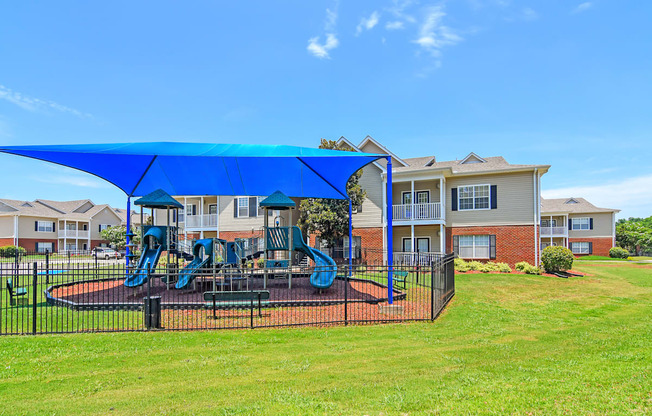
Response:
[533,169,539,266]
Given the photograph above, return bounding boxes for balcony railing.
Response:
[392,202,442,221]
[58,230,90,238]
[540,226,567,236]
[185,214,218,228]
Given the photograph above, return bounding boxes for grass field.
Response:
[0,262,650,415]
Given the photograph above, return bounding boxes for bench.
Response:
[392,270,409,289]
[203,290,271,317]
[6,278,27,306]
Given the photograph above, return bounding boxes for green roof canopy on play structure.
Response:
[0,141,397,301]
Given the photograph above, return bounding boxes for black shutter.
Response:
[192,205,197,215]
[589,218,594,230]
[451,188,458,211]
[172,210,176,222]
[568,219,572,230]
[249,197,257,218]
[99,224,102,232]
[490,185,497,209]
[233,198,238,218]
[588,242,593,254]
[35,242,38,251]
[52,222,56,232]
[453,235,459,255]
[490,235,496,259]
[35,221,38,231]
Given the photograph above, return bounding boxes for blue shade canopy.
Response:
[0,142,384,199]
[134,189,184,208]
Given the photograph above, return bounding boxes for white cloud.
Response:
[0,84,92,118]
[385,20,405,30]
[307,2,340,59]
[386,0,416,24]
[356,11,380,35]
[307,34,339,59]
[521,7,539,21]
[413,6,463,58]
[572,2,593,14]
[30,174,111,189]
[542,174,652,219]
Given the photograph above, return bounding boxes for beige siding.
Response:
[353,164,383,228]
[90,208,122,239]
[0,216,15,238]
[219,196,265,232]
[446,171,536,227]
[392,225,442,252]
[18,216,57,239]
[391,179,441,204]
[358,141,389,169]
[569,213,614,238]
[74,201,94,213]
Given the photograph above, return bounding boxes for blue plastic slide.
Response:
[124,227,166,288]
[290,227,337,289]
[175,239,214,290]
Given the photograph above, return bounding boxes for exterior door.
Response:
[416,238,430,253]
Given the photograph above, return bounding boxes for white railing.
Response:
[540,226,567,236]
[392,202,442,221]
[393,251,444,266]
[185,214,218,228]
[58,230,90,238]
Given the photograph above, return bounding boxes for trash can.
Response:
[143,296,162,329]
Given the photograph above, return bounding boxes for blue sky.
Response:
[0,0,650,219]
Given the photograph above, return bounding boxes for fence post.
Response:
[344,265,348,325]
[45,250,50,285]
[32,262,38,334]
[430,261,435,321]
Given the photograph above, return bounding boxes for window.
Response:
[65,243,77,251]
[65,223,77,231]
[416,191,430,204]
[99,224,111,231]
[258,196,265,216]
[185,204,196,216]
[571,242,590,254]
[571,217,591,230]
[36,221,54,232]
[402,192,412,205]
[341,236,361,259]
[541,219,557,227]
[237,197,249,217]
[458,185,490,210]
[208,204,218,215]
[402,237,430,253]
[459,235,490,259]
[36,242,53,253]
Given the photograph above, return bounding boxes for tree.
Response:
[297,139,367,248]
[616,217,652,254]
[100,225,141,250]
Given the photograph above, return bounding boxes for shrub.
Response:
[257,258,265,268]
[495,262,512,273]
[523,264,542,275]
[454,258,471,272]
[467,261,484,271]
[0,245,26,258]
[609,247,629,259]
[478,262,500,273]
[515,261,530,272]
[541,246,574,273]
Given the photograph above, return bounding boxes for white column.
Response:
[63,219,67,253]
[440,225,445,254]
[216,195,220,239]
[183,196,188,241]
[410,224,414,254]
[439,178,444,220]
[382,176,387,264]
[76,221,79,251]
[410,180,415,220]
[13,215,18,247]
[87,222,91,251]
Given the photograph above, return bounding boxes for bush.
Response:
[0,245,26,258]
[515,261,530,272]
[541,246,574,273]
[523,264,542,275]
[609,247,629,259]
[455,259,512,273]
[495,262,512,273]
[257,258,265,268]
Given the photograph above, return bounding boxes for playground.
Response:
[0,142,455,334]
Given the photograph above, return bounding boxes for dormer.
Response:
[424,157,436,167]
[73,200,95,213]
[459,152,487,164]
[21,202,33,207]
[565,198,579,204]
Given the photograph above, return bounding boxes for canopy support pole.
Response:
[386,156,394,304]
[126,196,131,271]
[348,199,353,279]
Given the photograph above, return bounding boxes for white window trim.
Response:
[458,184,491,211]
[37,221,54,233]
[208,204,218,215]
[236,197,249,218]
[401,236,432,253]
[36,242,53,253]
[571,241,590,254]
[415,190,430,204]
[459,235,491,259]
[99,224,111,231]
[401,191,412,205]
[571,217,591,231]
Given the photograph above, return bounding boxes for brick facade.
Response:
[569,237,613,257]
[308,227,384,264]
[446,225,538,266]
[218,230,263,241]
[13,238,59,252]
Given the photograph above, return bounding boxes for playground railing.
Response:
[0,254,455,335]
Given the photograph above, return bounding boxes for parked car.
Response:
[92,247,122,260]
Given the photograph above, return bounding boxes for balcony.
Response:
[392,202,442,222]
[58,230,90,239]
[185,214,218,229]
[540,226,567,236]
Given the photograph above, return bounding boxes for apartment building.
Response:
[540,197,619,256]
[0,198,138,253]
[161,136,558,266]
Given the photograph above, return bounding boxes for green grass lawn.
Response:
[0,263,650,415]
[574,255,627,261]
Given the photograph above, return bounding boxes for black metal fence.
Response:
[1,252,454,335]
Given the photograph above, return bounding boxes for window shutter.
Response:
[52,222,56,232]
[588,242,593,254]
[99,224,102,232]
[589,218,593,230]
[490,185,497,209]
[568,219,572,230]
[490,235,496,259]
[233,198,238,218]
[35,242,38,251]
[35,221,38,231]
[249,197,257,218]
[451,188,458,211]
[453,235,459,255]
[192,205,196,215]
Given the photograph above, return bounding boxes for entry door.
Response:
[208,204,217,214]
[416,238,430,253]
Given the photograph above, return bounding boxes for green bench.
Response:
[204,290,271,316]
[6,278,27,306]
[392,270,409,289]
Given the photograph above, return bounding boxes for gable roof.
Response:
[395,155,549,175]
[337,136,385,172]
[459,152,487,164]
[358,136,409,167]
[541,197,620,214]
[0,198,135,220]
